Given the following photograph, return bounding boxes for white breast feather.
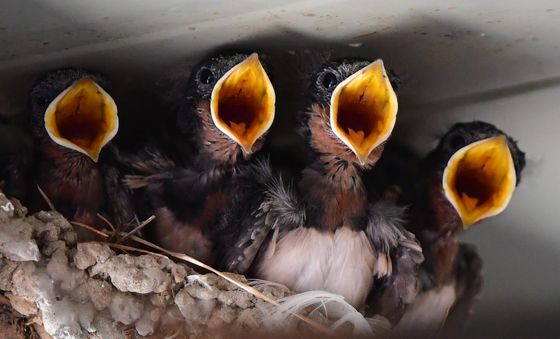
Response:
[256,226,377,309]
[393,283,457,334]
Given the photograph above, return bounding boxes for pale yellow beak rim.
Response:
[44,77,118,162]
[210,53,276,154]
[442,135,517,228]
[330,59,398,164]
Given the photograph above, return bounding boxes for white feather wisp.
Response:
[250,280,391,337]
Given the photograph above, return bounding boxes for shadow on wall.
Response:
[457,217,560,338]
[2,2,560,116]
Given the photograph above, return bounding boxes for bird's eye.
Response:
[321,71,338,90]
[198,67,215,85]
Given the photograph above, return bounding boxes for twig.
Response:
[132,214,141,226]
[97,213,117,233]
[119,215,155,243]
[108,243,170,259]
[37,185,56,211]
[70,221,110,238]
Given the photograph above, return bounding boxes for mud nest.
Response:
[0,191,388,338]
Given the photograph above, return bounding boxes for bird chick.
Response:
[218,58,423,311]
[392,121,526,334]
[124,52,276,264]
[28,68,133,237]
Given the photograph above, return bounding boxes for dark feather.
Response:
[442,243,484,333]
[365,200,424,323]
[111,142,177,176]
[215,159,305,273]
[99,164,135,231]
[0,124,34,201]
[124,165,223,221]
[123,164,230,263]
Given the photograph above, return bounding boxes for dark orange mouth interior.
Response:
[330,60,397,162]
[453,158,495,207]
[45,77,118,161]
[217,91,261,136]
[443,135,517,227]
[55,89,110,149]
[211,54,275,151]
[336,101,377,144]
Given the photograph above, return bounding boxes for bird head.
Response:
[30,69,118,162]
[183,53,275,158]
[303,58,398,168]
[431,121,525,229]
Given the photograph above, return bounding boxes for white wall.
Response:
[1,1,559,336]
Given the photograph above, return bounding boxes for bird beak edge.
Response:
[330,59,398,164]
[210,53,276,155]
[43,77,118,162]
[442,135,517,229]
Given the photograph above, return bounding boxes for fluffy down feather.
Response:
[365,200,424,323]
[215,158,305,273]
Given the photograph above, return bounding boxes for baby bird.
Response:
[124,52,276,264]
[29,68,133,236]
[218,58,423,311]
[391,121,526,334]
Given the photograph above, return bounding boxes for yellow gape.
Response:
[44,77,118,162]
[330,59,398,165]
[443,135,517,228]
[210,53,276,154]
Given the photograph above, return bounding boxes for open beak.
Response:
[210,53,275,154]
[44,77,118,162]
[442,135,517,228]
[330,59,398,164]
